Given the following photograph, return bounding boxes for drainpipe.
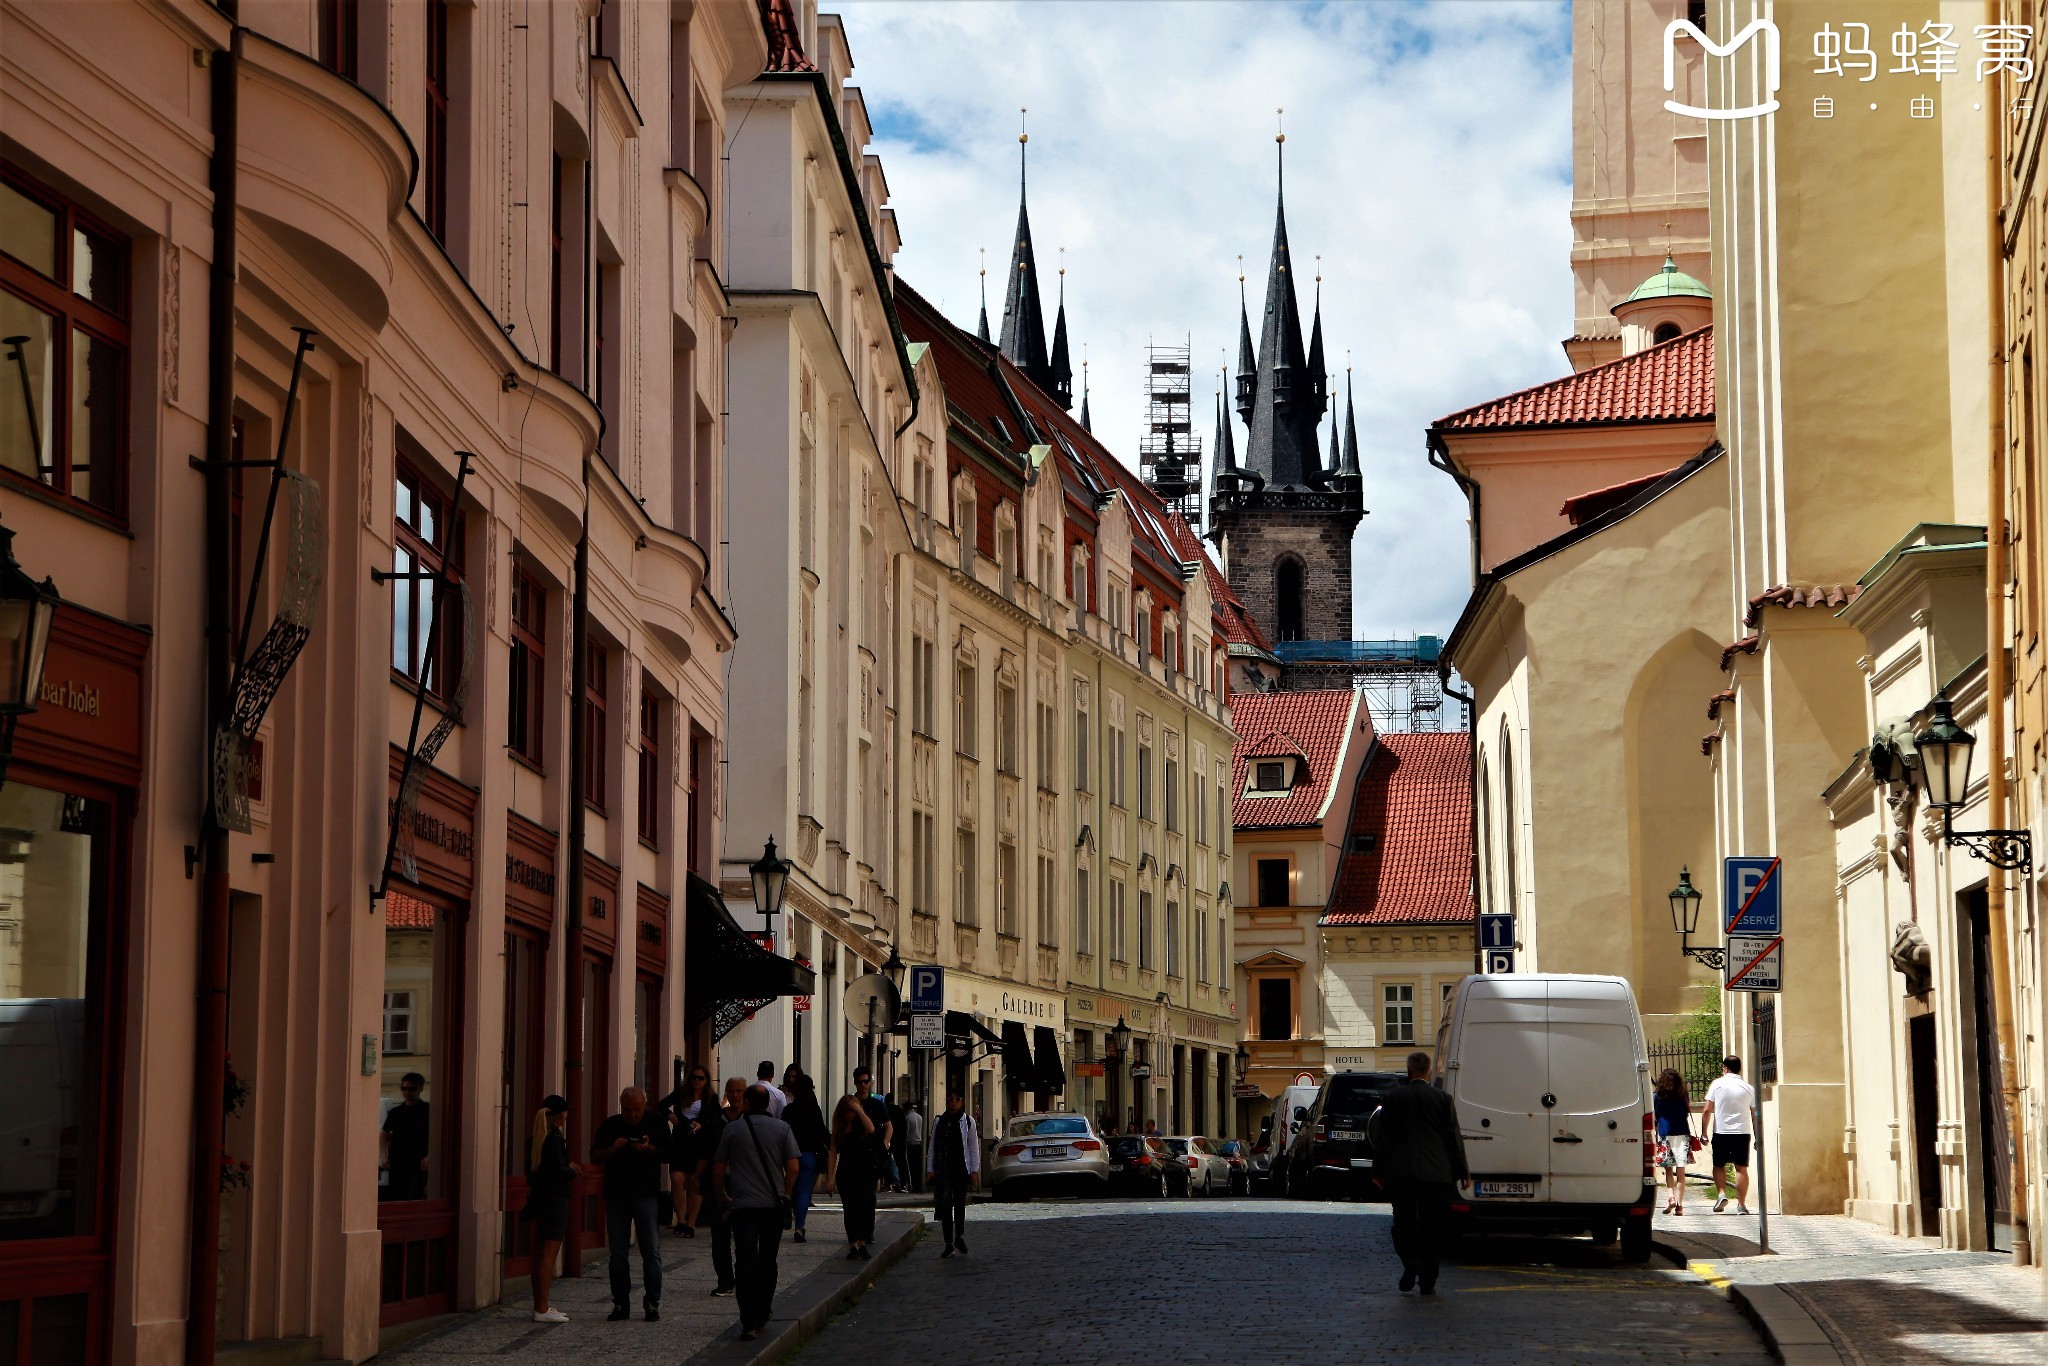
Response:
[1427,431,1482,587]
[188,17,240,1363]
[1983,32,2033,1267]
[1441,669,1480,974]
[562,506,589,1275]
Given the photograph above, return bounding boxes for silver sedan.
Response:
[989,1113,1111,1201]
[1163,1136,1232,1196]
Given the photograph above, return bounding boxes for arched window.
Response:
[1276,557,1306,642]
[1500,723,1518,914]
[1653,321,1682,345]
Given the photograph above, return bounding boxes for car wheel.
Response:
[1589,1224,1617,1246]
[1620,1212,1653,1264]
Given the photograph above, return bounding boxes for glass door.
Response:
[377,890,464,1324]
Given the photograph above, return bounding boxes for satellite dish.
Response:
[843,973,900,1030]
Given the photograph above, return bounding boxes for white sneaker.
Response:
[532,1309,569,1323]
[1736,1205,1751,1216]
[1712,1197,1729,1212]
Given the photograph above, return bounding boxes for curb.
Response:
[688,1210,924,1364]
[1653,1235,1842,1365]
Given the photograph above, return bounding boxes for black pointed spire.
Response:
[977,248,991,343]
[998,117,1057,393]
[1079,357,1092,431]
[1307,267,1327,415]
[1243,135,1323,487]
[1049,255,1073,408]
[1319,398,1338,487]
[1234,265,1256,423]
[1338,368,1361,484]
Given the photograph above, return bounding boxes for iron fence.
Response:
[1646,1038,1724,1098]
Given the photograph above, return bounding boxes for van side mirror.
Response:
[1292,1105,1308,1121]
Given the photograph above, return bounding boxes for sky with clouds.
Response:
[839,0,1575,641]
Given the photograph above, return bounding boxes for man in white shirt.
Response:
[754,1061,787,1118]
[1698,1056,1757,1214]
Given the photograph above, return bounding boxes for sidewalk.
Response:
[381,1207,922,1365]
[1654,1196,2046,1365]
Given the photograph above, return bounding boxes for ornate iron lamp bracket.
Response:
[1945,826,2033,872]
[1681,943,1727,971]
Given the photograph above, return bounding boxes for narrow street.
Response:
[800,1200,1772,1363]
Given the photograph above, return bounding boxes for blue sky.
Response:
[840,0,1574,639]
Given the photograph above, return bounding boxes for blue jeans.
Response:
[605,1194,662,1308]
[792,1151,820,1230]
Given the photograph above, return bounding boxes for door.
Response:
[377,890,465,1325]
[501,928,547,1278]
[1543,981,1648,1205]
[1908,1013,1941,1238]
[1967,891,2014,1251]
[1448,983,1550,1199]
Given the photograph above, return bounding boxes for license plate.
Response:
[0,1198,36,1216]
[1032,1146,1066,1159]
[1108,1163,1124,1171]
[1475,1180,1537,1198]
[1349,1157,1374,1169]
[1333,1129,1366,1141]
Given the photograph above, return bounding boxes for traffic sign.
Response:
[910,1013,944,1049]
[908,963,944,1015]
[1725,935,1782,992]
[1484,948,1514,975]
[1479,913,1515,953]
[1723,856,1782,937]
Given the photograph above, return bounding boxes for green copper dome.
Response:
[1621,255,1712,305]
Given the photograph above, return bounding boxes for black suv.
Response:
[1284,1071,1407,1200]
[1104,1136,1175,1197]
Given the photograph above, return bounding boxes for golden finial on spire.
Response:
[1315,254,1322,285]
[1346,347,1353,376]
[1019,107,1029,145]
[1059,246,1066,279]
[1276,107,1286,144]
[979,246,986,280]
[1237,254,1245,284]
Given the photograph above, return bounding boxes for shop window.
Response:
[0,167,130,520]
[507,568,546,764]
[391,459,463,695]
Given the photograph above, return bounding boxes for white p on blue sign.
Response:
[1722,857,1781,937]
[909,964,944,1015]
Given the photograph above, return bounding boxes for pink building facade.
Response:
[0,1,776,1360]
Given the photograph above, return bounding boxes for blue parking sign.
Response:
[1722,857,1781,937]
[908,964,944,1015]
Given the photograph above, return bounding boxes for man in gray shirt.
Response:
[712,1084,800,1341]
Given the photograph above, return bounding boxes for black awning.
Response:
[944,1010,1002,1047]
[1032,1025,1066,1094]
[684,873,816,1040]
[999,1020,1037,1089]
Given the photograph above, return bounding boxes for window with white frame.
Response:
[997,677,1019,774]
[1072,544,1090,612]
[1165,898,1180,977]
[383,990,416,1054]
[1074,690,1091,791]
[955,827,977,927]
[1383,983,1416,1045]
[1036,854,1057,947]
[1037,698,1058,792]
[1164,751,1179,832]
[998,840,1019,937]
[1138,889,1155,970]
[1195,897,1210,983]
[1110,879,1127,962]
[955,658,978,758]
[1137,734,1153,819]
[1075,866,1093,955]
[1108,720,1126,807]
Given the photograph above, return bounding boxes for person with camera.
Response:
[711,1083,800,1343]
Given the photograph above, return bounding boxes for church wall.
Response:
[1222,507,1360,644]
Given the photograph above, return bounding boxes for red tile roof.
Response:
[1321,732,1474,926]
[1743,583,1860,627]
[1230,690,1366,829]
[1434,326,1714,433]
[1163,511,1272,652]
[1559,467,1679,526]
[385,890,435,930]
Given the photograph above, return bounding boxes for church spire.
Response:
[1233,259,1255,422]
[1307,260,1327,416]
[1049,250,1073,408]
[977,247,991,344]
[1080,353,1092,431]
[998,111,1056,392]
[1244,121,1324,487]
[1338,363,1361,485]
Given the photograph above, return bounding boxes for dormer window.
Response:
[1254,760,1289,792]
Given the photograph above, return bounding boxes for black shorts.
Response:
[523,1196,569,1243]
[1711,1134,1751,1169]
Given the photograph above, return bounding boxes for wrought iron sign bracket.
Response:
[1945,825,2033,872]
[1681,943,1727,971]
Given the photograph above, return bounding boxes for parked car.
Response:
[1258,1084,1322,1196]
[1163,1136,1232,1196]
[1214,1138,1250,1194]
[989,1113,1110,1201]
[1104,1135,1174,1197]
[1436,973,1657,1262]
[1282,1070,1406,1200]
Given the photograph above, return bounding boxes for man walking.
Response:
[712,1084,800,1343]
[1367,1050,1468,1296]
[592,1086,668,1321]
[1700,1055,1757,1215]
[755,1061,787,1117]
[903,1101,926,1195]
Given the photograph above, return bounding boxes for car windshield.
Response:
[1007,1117,1090,1138]
[1163,1139,1189,1154]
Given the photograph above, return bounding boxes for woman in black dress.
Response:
[658,1061,715,1234]
[522,1095,577,1322]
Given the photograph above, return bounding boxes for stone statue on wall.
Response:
[1890,920,1932,997]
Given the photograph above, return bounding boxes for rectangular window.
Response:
[636,674,662,848]
[1137,741,1153,819]
[954,827,977,927]
[383,989,416,1054]
[998,841,1018,937]
[1037,701,1058,792]
[549,152,566,371]
[1255,760,1287,791]
[686,727,705,875]
[1138,889,1155,970]
[508,567,546,763]
[1037,855,1057,947]
[583,641,609,812]
[317,0,359,79]
[1195,902,1209,983]
[0,168,131,518]
[1195,773,1207,845]
[1257,978,1291,1041]
[1256,858,1289,908]
[424,0,451,242]
[1108,723,1125,807]
[1165,756,1179,832]
[1165,899,1180,977]
[391,460,463,694]
[1075,867,1092,954]
[1383,983,1416,1045]
[910,812,927,915]
[1217,910,1228,984]
[1075,705,1091,792]
[1110,880,1127,963]
[922,812,938,919]
[997,680,1018,774]
[955,661,977,758]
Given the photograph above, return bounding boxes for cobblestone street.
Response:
[801,1198,1772,1364]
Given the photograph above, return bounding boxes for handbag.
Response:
[741,1115,796,1230]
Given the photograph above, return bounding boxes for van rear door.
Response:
[1449,981,1551,1201]
[1544,980,1648,1205]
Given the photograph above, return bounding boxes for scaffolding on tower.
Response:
[1139,339,1202,518]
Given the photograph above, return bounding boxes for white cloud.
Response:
[838,0,1574,639]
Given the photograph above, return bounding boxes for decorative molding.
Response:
[358,388,376,529]
[162,247,181,402]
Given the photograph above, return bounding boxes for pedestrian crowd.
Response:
[514,1058,942,1344]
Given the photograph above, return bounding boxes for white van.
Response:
[1434,973,1656,1261]
[1258,1084,1322,1196]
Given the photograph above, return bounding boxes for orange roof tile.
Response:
[1230,690,1364,829]
[1559,467,1679,526]
[1434,326,1714,433]
[1163,511,1271,652]
[1321,732,1473,926]
[385,890,436,930]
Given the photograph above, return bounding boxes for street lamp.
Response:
[1667,866,1724,971]
[1109,1015,1132,1058]
[749,835,791,938]
[1233,1042,1250,1083]
[881,943,905,992]
[1915,691,2033,872]
[0,516,59,788]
